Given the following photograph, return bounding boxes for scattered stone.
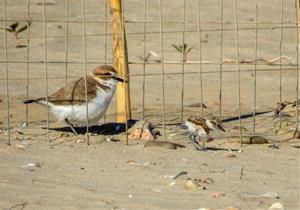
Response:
[212,192,226,198]
[126,160,135,165]
[15,141,30,149]
[27,163,41,168]
[268,144,279,149]
[15,144,26,150]
[61,133,70,137]
[249,136,268,144]
[144,140,184,149]
[268,202,284,210]
[127,160,152,167]
[184,178,213,190]
[184,180,199,190]
[129,120,160,140]
[261,192,279,199]
[23,162,41,171]
[20,122,28,128]
[224,152,237,157]
[153,188,161,193]
[229,136,268,144]
[169,182,176,186]
[106,137,120,142]
[76,139,84,143]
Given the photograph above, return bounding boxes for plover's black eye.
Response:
[104,73,110,76]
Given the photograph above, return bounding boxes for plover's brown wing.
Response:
[47,76,98,105]
[187,117,210,133]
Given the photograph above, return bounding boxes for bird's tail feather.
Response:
[23,98,45,104]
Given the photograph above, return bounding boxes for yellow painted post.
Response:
[296,0,300,134]
[109,0,132,122]
[297,0,300,43]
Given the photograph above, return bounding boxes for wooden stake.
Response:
[296,0,300,132]
[297,0,300,45]
[109,0,131,122]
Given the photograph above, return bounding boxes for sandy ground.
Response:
[0,0,300,209]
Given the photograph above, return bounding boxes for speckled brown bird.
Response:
[184,116,226,150]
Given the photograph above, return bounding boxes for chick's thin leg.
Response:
[65,119,78,135]
[189,132,203,150]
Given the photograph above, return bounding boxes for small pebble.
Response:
[268,144,279,149]
[261,192,279,199]
[212,192,226,198]
[169,182,176,186]
[20,122,28,128]
[268,202,284,210]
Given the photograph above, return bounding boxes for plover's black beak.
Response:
[113,76,127,83]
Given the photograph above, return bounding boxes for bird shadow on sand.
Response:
[200,147,239,152]
[48,119,137,135]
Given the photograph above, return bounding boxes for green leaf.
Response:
[183,43,187,51]
[10,22,19,31]
[172,44,183,53]
[186,47,194,55]
[5,28,14,32]
[16,21,31,33]
[137,55,144,61]
[16,25,27,33]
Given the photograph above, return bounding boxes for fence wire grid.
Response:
[0,0,299,146]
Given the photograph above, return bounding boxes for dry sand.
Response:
[0,0,300,209]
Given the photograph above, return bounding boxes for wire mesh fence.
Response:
[0,0,299,146]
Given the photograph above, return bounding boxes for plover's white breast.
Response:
[185,120,197,133]
[49,89,114,126]
[185,120,208,137]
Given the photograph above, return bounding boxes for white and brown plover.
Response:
[184,116,226,150]
[23,65,125,135]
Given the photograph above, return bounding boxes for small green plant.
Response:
[5,21,31,48]
[138,51,161,63]
[171,43,195,63]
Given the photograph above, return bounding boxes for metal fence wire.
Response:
[0,0,299,146]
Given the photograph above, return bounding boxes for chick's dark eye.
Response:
[104,73,110,76]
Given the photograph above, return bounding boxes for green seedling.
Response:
[138,51,161,63]
[5,21,31,48]
[172,43,195,63]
